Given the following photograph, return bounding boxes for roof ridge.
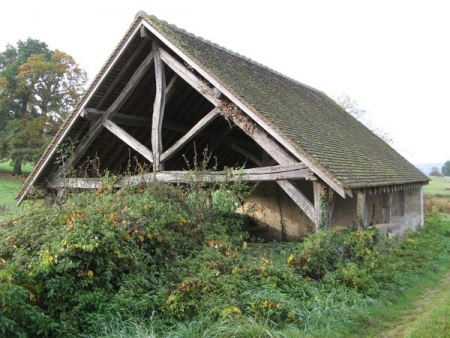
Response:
[139,11,325,96]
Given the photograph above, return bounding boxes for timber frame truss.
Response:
[32,23,341,231]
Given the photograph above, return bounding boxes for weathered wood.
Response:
[17,24,146,205]
[140,25,151,40]
[96,39,149,109]
[227,112,295,166]
[152,43,166,171]
[313,182,335,231]
[357,191,368,229]
[212,87,223,99]
[381,192,393,223]
[277,180,316,223]
[82,108,153,126]
[65,51,155,172]
[158,48,220,106]
[47,163,314,189]
[161,108,220,162]
[142,20,347,198]
[103,119,153,162]
[165,75,179,103]
[227,143,264,167]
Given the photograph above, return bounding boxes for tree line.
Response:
[0,38,87,175]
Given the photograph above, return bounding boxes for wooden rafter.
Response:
[158,48,220,106]
[103,119,153,162]
[226,143,263,167]
[95,39,149,109]
[60,51,155,174]
[160,107,220,162]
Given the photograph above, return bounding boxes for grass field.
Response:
[0,162,34,222]
[423,176,450,196]
[0,162,34,175]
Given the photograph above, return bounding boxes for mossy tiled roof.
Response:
[142,14,428,189]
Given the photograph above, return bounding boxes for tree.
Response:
[441,161,450,176]
[334,94,393,145]
[429,167,443,177]
[0,38,87,175]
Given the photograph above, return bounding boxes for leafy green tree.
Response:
[441,161,450,176]
[0,38,87,175]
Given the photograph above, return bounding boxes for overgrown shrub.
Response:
[1,179,450,337]
[0,180,249,337]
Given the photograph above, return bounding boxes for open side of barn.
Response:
[17,12,429,239]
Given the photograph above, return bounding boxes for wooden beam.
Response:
[227,143,264,167]
[103,119,153,163]
[277,180,316,223]
[225,109,296,166]
[381,192,393,223]
[47,163,314,189]
[63,51,155,172]
[161,108,220,162]
[141,20,347,198]
[165,74,179,103]
[357,191,368,230]
[313,182,335,231]
[151,43,166,171]
[82,108,153,127]
[158,48,220,106]
[96,39,149,110]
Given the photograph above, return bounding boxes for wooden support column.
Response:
[152,44,166,171]
[357,191,368,230]
[313,182,335,231]
[382,192,393,223]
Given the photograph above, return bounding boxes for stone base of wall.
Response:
[374,213,424,238]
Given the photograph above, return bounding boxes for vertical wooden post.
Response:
[152,43,166,172]
[313,182,335,231]
[381,192,393,223]
[419,186,424,227]
[357,191,368,230]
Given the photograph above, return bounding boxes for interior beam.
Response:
[103,119,153,163]
[151,43,166,171]
[61,51,155,174]
[158,47,220,106]
[161,107,220,162]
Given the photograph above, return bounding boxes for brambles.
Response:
[1,176,450,337]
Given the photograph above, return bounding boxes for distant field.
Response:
[424,176,450,196]
[0,162,34,222]
[0,162,34,175]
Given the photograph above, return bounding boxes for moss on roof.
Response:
[141,13,428,189]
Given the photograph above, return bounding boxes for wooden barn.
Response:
[17,11,429,240]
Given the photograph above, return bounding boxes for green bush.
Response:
[1,178,450,337]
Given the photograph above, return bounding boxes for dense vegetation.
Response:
[1,176,450,337]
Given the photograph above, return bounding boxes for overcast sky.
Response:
[1,0,449,164]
